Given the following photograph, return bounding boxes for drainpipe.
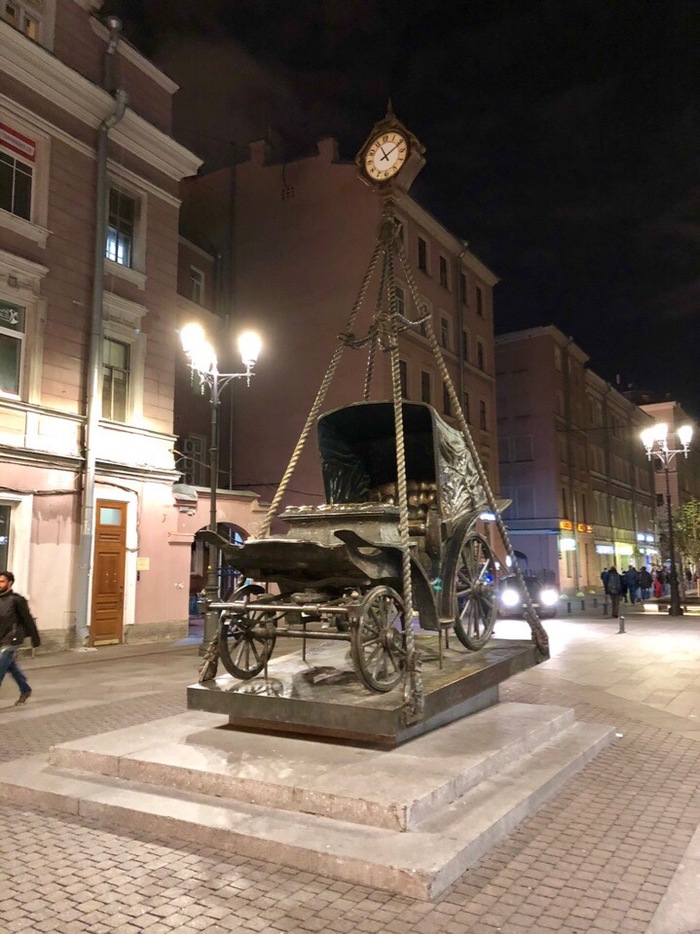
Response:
[562,339,580,592]
[455,240,468,406]
[74,17,128,645]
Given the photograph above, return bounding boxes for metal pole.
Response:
[203,370,221,653]
[664,462,683,616]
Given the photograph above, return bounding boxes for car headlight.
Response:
[540,588,559,607]
[501,587,521,608]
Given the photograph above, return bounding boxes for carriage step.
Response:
[0,705,614,900]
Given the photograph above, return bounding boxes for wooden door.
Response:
[90,500,127,645]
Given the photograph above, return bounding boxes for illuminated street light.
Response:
[181,323,261,651]
[641,422,694,616]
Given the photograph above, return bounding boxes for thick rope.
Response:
[259,238,384,537]
[397,242,550,658]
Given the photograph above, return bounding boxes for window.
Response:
[562,487,568,519]
[399,359,408,398]
[461,330,469,362]
[1,1,40,39]
[463,392,470,423]
[513,435,534,461]
[394,285,405,317]
[102,337,130,422]
[554,346,562,371]
[190,267,204,305]
[477,340,484,371]
[421,371,431,404]
[443,384,451,416]
[476,286,484,317]
[439,255,449,289]
[479,399,487,430]
[459,272,467,305]
[106,188,136,267]
[0,123,34,220]
[181,433,207,486]
[0,300,25,396]
[0,502,9,570]
[440,316,449,349]
[417,236,427,273]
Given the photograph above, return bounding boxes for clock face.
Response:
[364,131,408,181]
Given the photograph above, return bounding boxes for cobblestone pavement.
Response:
[0,616,699,933]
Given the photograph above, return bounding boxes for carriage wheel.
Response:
[218,585,278,680]
[351,586,407,693]
[453,532,497,650]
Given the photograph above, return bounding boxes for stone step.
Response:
[47,703,576,831]
[0,709,615,899]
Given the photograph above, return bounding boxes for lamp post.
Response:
[641,422,694,616]
[180,323,261,651]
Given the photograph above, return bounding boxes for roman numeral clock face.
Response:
[364,131,408,181]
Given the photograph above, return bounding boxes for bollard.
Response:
[618,616,625,634]
[593,598,598,608]
[580,599,585,611]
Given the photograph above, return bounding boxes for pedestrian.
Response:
[0,571,40,705]
[639,566,652,600]
[606,565,622,617]
[600,567,609,592]
[624,565,640,604]
[653,571,663,599]
[620,573,628,604]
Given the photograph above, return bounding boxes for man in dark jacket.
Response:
[639,566,653,600]
[0,571,39,705]
[605,565,622,618]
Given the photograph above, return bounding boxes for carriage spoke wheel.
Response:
[351,585,407,693]
[453,532,497,650]
[218,585,278,680]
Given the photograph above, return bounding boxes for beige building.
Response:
[0,0,208,647]
[179,135,500,513]
[496,326,657,593]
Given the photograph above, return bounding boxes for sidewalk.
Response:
[0,610,699,933]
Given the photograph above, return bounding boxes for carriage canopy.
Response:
[317,401,487,522]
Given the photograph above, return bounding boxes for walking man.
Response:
[606,565,622,618]
[0,571,39,705]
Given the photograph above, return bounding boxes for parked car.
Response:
[498,574,559,619]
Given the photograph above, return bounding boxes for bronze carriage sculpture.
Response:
[210,400,504,693]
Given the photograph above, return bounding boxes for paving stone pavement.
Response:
[0,615,699,933]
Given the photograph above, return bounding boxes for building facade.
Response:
[179,135,500,514]
[0,0,206,647]
[496,327,657,593]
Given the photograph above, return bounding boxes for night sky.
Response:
[109,0,700,416]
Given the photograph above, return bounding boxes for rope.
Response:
[259,237,384,537]
[396,242,550,659]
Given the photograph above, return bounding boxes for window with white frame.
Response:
[0,501,9,569]
[106,187,137,267]
[0,120,35,220]
[190,266,204,305]
[0,299,25,396]
[394,284,405,317]
[1,1,41,39]
[102,337,130,422]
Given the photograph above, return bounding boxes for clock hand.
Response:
[379,144,398,162]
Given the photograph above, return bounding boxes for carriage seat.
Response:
[370,480,437,536]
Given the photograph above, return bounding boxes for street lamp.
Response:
[641,422,694,616]
[180,323,261,651]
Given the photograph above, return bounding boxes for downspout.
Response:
[455,240,468,406]
[74,17,128,645]
[562,339,580,592]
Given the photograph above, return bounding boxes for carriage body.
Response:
[214,402,499,691]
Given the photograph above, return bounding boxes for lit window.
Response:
[476,286,484,317]
[421,371,431,404]
[106,188,136,267]
[439,256,448,289]
[190,267,204,305]
[0,121,35,220]
[102,337,130,422]
[417,237,427,273]
[2,1,40,39]
[0,300,25,396]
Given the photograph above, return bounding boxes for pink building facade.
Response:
[496,327,657,593]
[0,0,208,647]
[180,135,500,516]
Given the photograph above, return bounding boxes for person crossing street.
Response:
[0,571,40,705]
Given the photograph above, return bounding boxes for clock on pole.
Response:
[356,105,425,192]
